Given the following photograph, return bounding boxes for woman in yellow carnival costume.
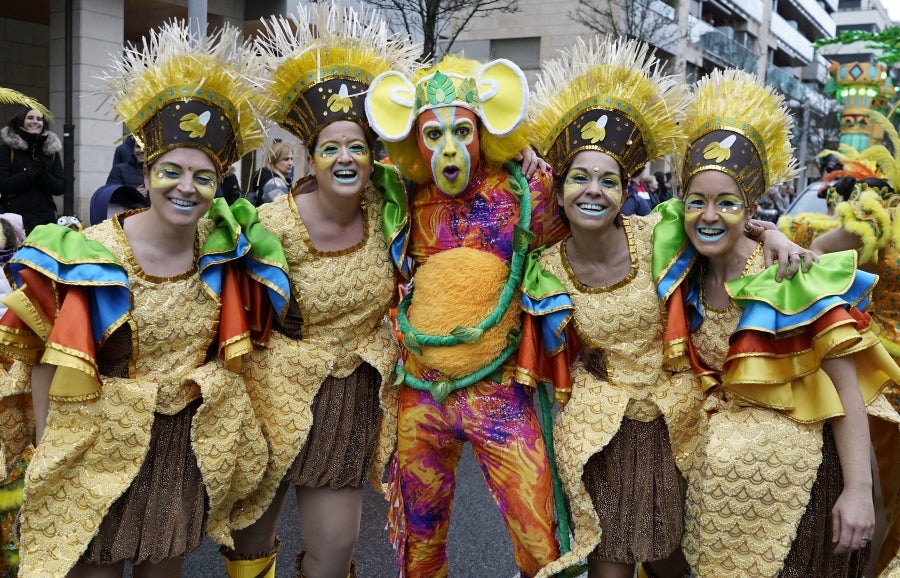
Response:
[222,3,417,578]
[653,68,900,578]
[520,37,808,578]
[0,22,287,578]
[807,113,900,572]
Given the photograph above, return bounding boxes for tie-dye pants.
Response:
[396,379,558,577]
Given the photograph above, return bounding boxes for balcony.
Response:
[718,0,764,23]
[692,19,759,74]
[768,65,808,101]
[782,0,836,39]
[770,13,815,65]
[801,53,831,85]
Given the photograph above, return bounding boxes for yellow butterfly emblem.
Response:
[702,134,737,163]
[581,115,608,143]
[179,110,211,139]
[327,84,353,113]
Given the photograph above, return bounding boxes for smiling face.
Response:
[683,170,754,257]
[416,106,481,197]
[308,120,373,200]
[22,109,44,134]
[145,147,217,225]
[558,150,624,232]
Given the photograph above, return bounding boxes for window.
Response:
[837,0,862,9]
[490,37,541,70]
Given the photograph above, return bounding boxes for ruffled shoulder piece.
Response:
[520,244,574,354]
[372,161,413,280]
[726,250,875,334]
[6,223,130,344]
[721,251,893,423]
[226,197,290,318]
[516,243,579,403]
[651,198,696,302]
[198,198,253,295]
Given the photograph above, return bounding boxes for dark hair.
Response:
[7,107,51,132]
[823,175,894,201]
[0,218,17,250]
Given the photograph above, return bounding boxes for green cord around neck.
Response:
[396,161,535,352]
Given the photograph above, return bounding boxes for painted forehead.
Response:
[417,105,478,126]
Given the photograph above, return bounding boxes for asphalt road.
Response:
[179,445,520,577]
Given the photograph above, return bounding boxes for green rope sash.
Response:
[396,162,536,402]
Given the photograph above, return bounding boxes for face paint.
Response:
[151,162,219,200]
[683,191,746,222]
[313,139,371,173]
[416,106,480,196]
[562,151,623,208]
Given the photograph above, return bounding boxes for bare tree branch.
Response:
[366,0,520,61]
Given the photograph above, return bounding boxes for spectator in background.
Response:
[643,173,661,206]
[0,107,65,233]
[248,141,293,206]
[654,170,671,202]
[111,133,135,167]
[217,165,242,204]
[106,137,147,197]
[623,169,652,216]
[772,184,792,214]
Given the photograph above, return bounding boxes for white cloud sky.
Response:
[889,3,900,23]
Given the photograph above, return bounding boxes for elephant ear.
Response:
[476,58,528,136]
[366,71,417,142]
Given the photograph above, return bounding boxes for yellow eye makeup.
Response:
[562,168,623,202]
[683,192,746,215]
[151,162,218,200]
[313,140,371,164]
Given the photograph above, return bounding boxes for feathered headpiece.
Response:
[0,87,53,121]
[98,21,266,174]
[528,36,689,177]
[679,69,797,204]
[257,1,421,149]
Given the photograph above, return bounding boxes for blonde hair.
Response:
[265,142,293,178]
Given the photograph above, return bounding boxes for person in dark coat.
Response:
[106,136,147,196]
[111,133,135,167]
[0,107,65,233]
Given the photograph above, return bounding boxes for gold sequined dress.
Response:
[231,184,399,530]
[534,214,705,578]
[0,214,266,578]
[682,246,900,578]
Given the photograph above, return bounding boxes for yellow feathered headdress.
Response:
[528,36,689,177]
[98,20,266,175]
[680,69,797,204]
[0,87,53,122]
[256,1,421,149]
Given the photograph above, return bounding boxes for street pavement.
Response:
[181,445,520,577]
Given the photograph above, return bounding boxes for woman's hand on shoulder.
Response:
[757,228,817,281]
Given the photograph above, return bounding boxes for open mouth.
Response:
[696,226,726,242]
[169,197,198,211]
[442,165,460,181]
[575,202,609,217]
[334,169,359,185]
